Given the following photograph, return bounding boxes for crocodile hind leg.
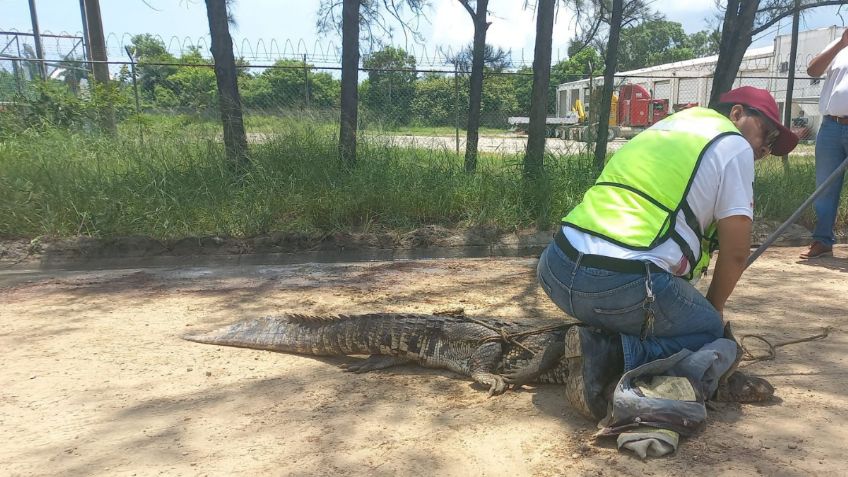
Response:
[502,339,565,387]
[340,355,413,373]
[469,342,508,396]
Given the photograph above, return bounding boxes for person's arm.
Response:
[706,215,752,317]
[808,29,848,77]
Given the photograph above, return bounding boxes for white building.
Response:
[556,26,846,136]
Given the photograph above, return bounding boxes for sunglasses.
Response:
[745,107,781,150]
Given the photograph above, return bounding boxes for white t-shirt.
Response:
[818,36,848,117]
[564,133,755,276]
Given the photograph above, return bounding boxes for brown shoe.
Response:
[563,326,623,422]
[800,241,832,259]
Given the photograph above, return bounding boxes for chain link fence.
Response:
[0,31,823,156]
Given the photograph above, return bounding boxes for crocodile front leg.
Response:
[469,341,508,396]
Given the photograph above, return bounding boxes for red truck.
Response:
[559,84,671,141]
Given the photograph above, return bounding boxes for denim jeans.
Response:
[536,242,724,371]
[812,117,848,245]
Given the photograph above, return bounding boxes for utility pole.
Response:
[27,0,46,80]
[782,0,800,165]
[83,0,116,133]
[79,0,92,73]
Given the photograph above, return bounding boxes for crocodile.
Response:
[184,312,774,402]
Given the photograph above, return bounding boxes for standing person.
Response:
[802,28,848,259]
[536,87,798,421]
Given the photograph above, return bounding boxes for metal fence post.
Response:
[454,60,459,154]
[303,53,310,111]
[125,46,143,143]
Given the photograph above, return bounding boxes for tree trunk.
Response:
[27,0,46,80]
[205,0,249,168]
[464,0,489,173]
[592,0,624,172]
[524,0,555,179]
[82,0,116,134]
[709,0,759,107]
[339,0,360,167]
[782,0,800,166]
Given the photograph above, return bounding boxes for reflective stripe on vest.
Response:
[563,107,741,277]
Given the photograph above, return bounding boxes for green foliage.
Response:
[240,59,340,112]
[167,48,218,109]
[130,34,179,102]
[0,120,596,238]
[362,46,417,126]
[480,73,520,128]
[409,72,520,128]
[2,80,132,132]
[513,48,603,115]
[0,69,22,101]
[686,29,721,58]
[0,120,838,240]
[411,73,459,126]
[617,19,721,71]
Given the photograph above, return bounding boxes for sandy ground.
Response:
[1,246,846,477]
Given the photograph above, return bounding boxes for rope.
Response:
[739,327,832,364]
[458,315,576,356]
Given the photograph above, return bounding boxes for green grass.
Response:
[1,115,845,240]
[0,118,594,239]
[753,155,848,230]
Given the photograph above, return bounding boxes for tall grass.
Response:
[1,117,844,240]
[754,155,848,230]
[0,118,595,239]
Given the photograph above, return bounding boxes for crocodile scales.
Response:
[184,312,774,401]
[185,312,569,395]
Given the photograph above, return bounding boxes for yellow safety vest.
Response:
[564,107,742,279]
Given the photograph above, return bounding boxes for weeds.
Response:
[0,115,844,240]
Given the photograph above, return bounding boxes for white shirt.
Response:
[564,134,755,276]
[818,36,848,117]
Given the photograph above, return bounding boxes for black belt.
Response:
[825,115,848,125]
[554,229,665,275]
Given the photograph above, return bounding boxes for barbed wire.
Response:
[0,28,835,74]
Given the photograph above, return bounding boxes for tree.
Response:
[566,0,656,169]
[317,0,428,167]
[55,55,89,94]
[338,0,360,166]
[168,48,218,109]
[240,60,339,111]
[447,43,512,73]
[710,0,846,107]
[568,0,657,58]
[205,0,249,168]
[616,19,716,71]
[524,0,556,178]
[687,29,721,58]
[82,0,116,133]
[129,34,178,104]
[458,0,491,173]
[593,0,624,172]
[362,46,417,126]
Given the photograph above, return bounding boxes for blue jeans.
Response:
[537,242,724,371]
[812,117,848,245]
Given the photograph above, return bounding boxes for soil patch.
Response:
[1,246,846,475]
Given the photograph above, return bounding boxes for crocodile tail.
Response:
[183,313,421,356]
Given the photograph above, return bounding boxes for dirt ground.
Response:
[1,245,846,477]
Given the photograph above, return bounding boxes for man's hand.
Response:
[809,28,848,77]
[706,215,752,314]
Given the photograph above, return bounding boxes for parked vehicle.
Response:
[557,84,673,141]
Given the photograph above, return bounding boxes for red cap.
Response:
[719,86,799,156]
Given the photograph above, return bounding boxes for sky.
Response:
[1,0,846,68]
